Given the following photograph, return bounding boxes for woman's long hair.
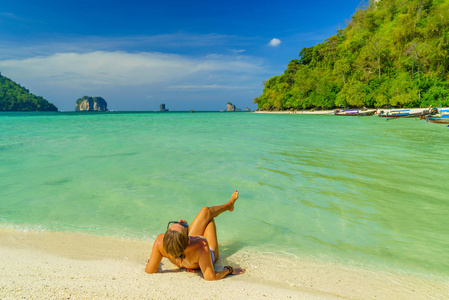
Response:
[163,228,189,260]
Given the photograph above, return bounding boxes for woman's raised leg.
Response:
[202,219,219,262]
[188,191,238,263]
[189,191,238,237]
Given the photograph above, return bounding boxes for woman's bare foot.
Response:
[228,191,239,212]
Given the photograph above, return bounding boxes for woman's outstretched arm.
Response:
[145,234,164,273]
[198,244,245,281]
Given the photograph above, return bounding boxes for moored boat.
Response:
[334,109,377,116]
[426,115,449,124]
[379,107,438,119]
[378,109,411,117]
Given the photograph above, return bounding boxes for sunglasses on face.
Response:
[167,221,189,236]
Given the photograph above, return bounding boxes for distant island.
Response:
[0,73,58,111]
[226,102,241,112]
[159,103,169,112]
[75,96,108,111]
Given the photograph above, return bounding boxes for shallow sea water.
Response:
[1,111,448,278]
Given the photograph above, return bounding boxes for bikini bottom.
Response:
[210,247,215,263]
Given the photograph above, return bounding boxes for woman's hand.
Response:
[231,267,246,275]
[224,266,246,275]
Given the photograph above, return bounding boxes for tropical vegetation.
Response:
[254,0,449,110]
[0,73,58,111]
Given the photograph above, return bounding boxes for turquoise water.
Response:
[1,111,448,276]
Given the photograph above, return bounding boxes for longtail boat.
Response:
[379,107,438,119]
[426,115,449,124]
[334,109,377,116]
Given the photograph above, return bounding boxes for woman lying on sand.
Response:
[145,191,245,280]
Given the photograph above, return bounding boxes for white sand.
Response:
[1,229,448,299]
[253,107,449,115]
[253,110,336,115]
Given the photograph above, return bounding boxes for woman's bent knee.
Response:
[200,207,212,219]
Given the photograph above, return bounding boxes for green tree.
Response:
[0,74,57,111]
[255,0,449,110]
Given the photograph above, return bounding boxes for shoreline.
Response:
[252,107,443,115]
[1,229,448,299]
[253,110,335,115]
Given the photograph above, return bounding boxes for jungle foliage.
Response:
[255,0,449,110]
[0,74,58,111]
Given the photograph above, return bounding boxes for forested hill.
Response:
[0,73,58,111]
[255,0,449,111]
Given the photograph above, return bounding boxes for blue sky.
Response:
[0,0,362,111]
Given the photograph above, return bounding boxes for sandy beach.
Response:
[252,107,449,116]
[1,229,448,299]
[253,110,336,115]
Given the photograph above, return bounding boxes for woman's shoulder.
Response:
[154,234,165,245]
[154,234,171,257]
[191,235,209,246]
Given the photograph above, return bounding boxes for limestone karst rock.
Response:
[75,96,108,111]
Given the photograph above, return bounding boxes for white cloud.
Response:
[268,38,281,47]
[0,12,41,23]
[0,33,244,60]
[0,32,271,110]
[230,49,246,54]
[168,84,248,90]
[0,50,267,110]
[0,51,186,86]
[0,12,25,21]
[0,51,263,88]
